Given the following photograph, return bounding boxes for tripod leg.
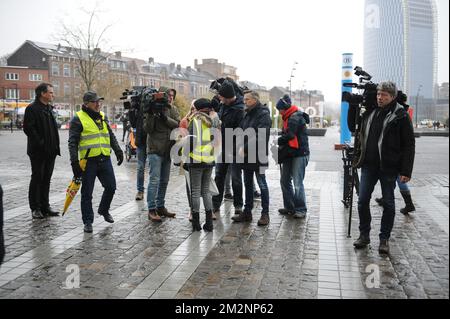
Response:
[347,167,357,238]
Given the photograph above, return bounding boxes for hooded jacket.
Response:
[278,107,310,159]
[144,104,180,158]
[183,110,221,168]
[352,102,415,178]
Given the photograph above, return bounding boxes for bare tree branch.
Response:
[53,6,113,91]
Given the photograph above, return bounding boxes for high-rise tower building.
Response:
[364,0,438,99]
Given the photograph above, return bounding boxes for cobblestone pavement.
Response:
[0,128,448,299]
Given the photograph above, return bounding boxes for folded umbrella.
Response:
[62,150,89,216]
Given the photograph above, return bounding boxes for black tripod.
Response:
[341,144,360,238]
[342,145,359,209]
[342,101,364,238]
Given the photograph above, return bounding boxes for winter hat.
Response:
[276,94,292,110]
[218,80,236,99]
[194,98,212,110]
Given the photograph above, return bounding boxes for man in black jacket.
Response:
[212,80,245,219]
[232,91,272,225]
[349,82,415,255]
[23,83,60,219]
[68,91,123,233]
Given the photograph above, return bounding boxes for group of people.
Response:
[17,78,416,256]
[132,80,311,233]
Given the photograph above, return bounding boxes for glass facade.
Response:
[364,0,437,99]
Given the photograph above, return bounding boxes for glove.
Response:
[71,161,83,178]
[159,112,168,122]
[116,151,124,166]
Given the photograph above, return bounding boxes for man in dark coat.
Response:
[23,83,61,219]
[212,80,245,219]
[232,91,272,225]
[348,81,415,255]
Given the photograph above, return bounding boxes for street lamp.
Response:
[288,62,298,97]
[415,84,422,128]
[13,83,18,126]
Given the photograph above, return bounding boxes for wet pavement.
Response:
[0,127,448,299]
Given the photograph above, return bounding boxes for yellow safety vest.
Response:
[77,110,111,159]
[188,118,215,164]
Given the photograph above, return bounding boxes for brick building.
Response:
[194,58,239,81]
[0,65,49,120]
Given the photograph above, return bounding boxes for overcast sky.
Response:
[0,0,448,103]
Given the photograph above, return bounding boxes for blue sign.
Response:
[341,53,353,145]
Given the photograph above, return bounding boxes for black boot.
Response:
[353,234,371,249]
[203,211,213,232]
[192,212,201,232]
[375,198,384,207]
[400,191,415,215]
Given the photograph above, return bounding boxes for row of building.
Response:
[0,40,325,123]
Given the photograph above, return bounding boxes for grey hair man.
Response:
[347,81,415,255]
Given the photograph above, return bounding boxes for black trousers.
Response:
[28,155,56,212]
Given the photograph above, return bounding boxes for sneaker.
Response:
[31,209,45,219]
[84,223,93,233]
[379,239,390,255]
[257,214,270,226]
[293,212,307,219]
[278,208,294,216]
[148,209,162,222]
[156,207,176,218]
[135,191,144,201]
[224,193,234,201]
[353,235,371,249]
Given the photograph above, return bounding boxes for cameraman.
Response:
[348,82,415,255]
[212,80,245,219]
[144,87,180,222]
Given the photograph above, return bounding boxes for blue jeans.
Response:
[81,156,116,225]
[243,169,269,215]
[212,163,243,210]
[358,167,397,240]
[136,146,147,192]
[280,156,309,214]
[147,154,171,210]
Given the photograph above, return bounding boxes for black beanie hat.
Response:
[218,80,236,99]
[194,98,212,110]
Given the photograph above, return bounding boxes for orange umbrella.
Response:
[62,151,89,216]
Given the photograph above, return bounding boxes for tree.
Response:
[55,6,113,91]
[0,54,9,66]
[96,72,131,121]
[174,95,192,119]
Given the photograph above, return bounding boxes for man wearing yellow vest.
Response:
[68,91,124,233]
